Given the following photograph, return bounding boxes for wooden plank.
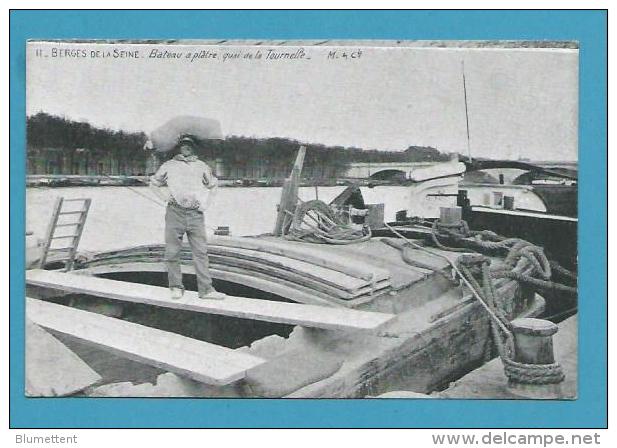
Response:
[208,246,371,291]
[208,255,390,299]
[80,261,346,307]
[209,265,381,307]
[26,319,102,396]
[208,267,344,308]
[82,262,345,308]
[83,252,391,299]
[84,244,392,296]
[285,147,305,231]
[273,146,306,236]
[208,265,386,304]
[87,239,391,282]
[26,270,395,331]
[210,237,390,282]
[26,298,265,386]
[273,179,293,236]
[81,262,380,308]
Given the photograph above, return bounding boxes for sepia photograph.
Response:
[24,39,579,400]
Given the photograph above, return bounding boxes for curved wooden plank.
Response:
[80,262,344,308]
[210,237,390,282]
[89,239,389,282]
[208,246,370,291]
[208,255,390,299]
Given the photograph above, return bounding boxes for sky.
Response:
[26,42,579,161]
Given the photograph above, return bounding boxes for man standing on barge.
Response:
[150,135,225,301]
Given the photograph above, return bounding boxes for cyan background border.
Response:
[9,10,607,428]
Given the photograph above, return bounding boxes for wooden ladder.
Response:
[38,197,91,271]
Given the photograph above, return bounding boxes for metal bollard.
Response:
[511,318,558,364]
[506,318,565,399]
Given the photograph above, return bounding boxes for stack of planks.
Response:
[83,236,392,304]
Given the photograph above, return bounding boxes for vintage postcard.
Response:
[24,40,578,399]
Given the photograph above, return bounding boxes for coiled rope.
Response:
[431,218,577,295]
[283,199,371,245]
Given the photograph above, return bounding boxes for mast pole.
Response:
[462,60,472,162]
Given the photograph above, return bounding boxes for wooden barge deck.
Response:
[26,233,544,398]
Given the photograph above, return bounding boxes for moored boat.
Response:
[27,233,546,397]
[25,150,566,398]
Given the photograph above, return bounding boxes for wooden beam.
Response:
[26,298,265,386]
[273,179,293,236]
[273,146,306,236]
[26,270,395,331]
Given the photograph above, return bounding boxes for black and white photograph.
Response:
[24,39,579,400]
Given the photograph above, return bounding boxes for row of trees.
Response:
[27,113,152,175]
[27,112,452,179]
[202,137,354,179]
[27,112,148,153]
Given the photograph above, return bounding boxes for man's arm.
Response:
[202,163,218,190]
[149,163,171,204]
[199,163,219,212]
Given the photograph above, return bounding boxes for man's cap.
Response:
[177,135,197,147]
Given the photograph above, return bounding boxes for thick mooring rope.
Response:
[501,358,566,385]
[389,219,571,385]
[431,218,577,296]
[456,253,566,385]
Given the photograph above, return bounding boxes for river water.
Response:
[26,185,411,252]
